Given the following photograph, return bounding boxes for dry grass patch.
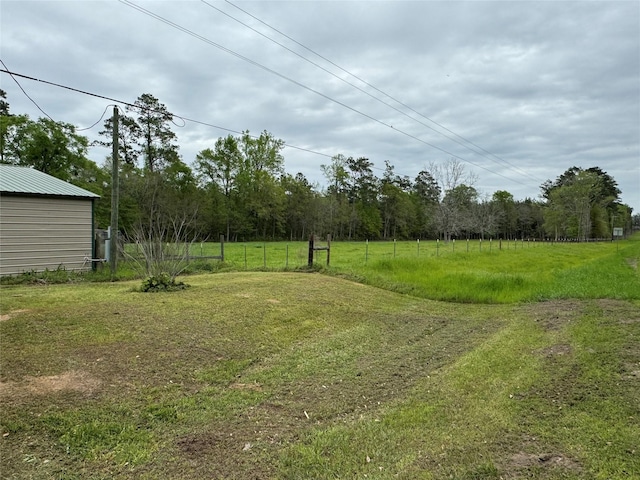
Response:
[0,370,100,399]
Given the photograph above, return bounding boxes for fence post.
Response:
[394,239,396,258]
[479,238,482,252]
[467,238,469,252]
[437,239,439,256]
[453,239,455,252]
[263,242,267,268]
[308,235,314,266]
[326,234,331,266]
[220,235,225,262]
[417,239,420,257]
[365,239,369,263]
[244,244,247,269]
[286,244,289,268]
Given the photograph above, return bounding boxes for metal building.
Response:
[0,165,100,276]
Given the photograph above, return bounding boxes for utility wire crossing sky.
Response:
[1,1,638,210]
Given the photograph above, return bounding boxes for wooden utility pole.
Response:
[110,106,119,279]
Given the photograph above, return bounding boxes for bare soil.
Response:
[522,300,585,331]
[508,451,581,476]
[0,370,100,399]
[0,309,29,322]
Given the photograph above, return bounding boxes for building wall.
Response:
[0,195,94,276]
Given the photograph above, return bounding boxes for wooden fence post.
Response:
[308,235,314,266]
[220,234,225,262]
[326,234,331,266]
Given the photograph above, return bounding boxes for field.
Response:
[197,237,639,303]
[1,236,639,479]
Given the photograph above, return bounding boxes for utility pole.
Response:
[110,106,119,279]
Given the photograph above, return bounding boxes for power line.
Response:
[0,59,54,121]
[201,1,499,169]
[222,0,544,184]
[0,67,528,191]
[0,68,333,160]
[77,104,116,131]
[118,0,533,188]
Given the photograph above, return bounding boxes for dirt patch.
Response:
[266,299,280,304]
[594,299,640,325]
[537,344,572,358]
[0,309,30,322]
[624,369,640,379]
[229,382,263,392]
[0,370,100,398]
[626,257,638,270]
[522,300,585,331]
[509,452,581,471]
[176,430,277,479]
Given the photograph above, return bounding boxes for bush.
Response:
[140,273,189,292]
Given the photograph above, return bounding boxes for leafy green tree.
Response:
[380,161,414,239]
[195,130,286,240]
[411,170,440,238]
[0,89,12,163]
[130,94,179,173]
[1,115,97,184]
[195,135,243,240]
[321,154,351,239]
[95,113,142,167]
[0,89,9,116]
[346,156,381,239]
[542,166,626,240]
[238,130,286,239]
[96,93,180,173]
[492,190,517,239]
[516,198,544,239]
[281,172,320,240]
[543,170,598,240]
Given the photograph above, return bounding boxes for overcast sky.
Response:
[1,1,639,211]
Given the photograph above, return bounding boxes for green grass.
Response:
[6,236,637,305]
[159,235,640,304]
[356,240,639,303]
[2,265,639,478]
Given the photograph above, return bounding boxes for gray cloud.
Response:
[2,0,638,210]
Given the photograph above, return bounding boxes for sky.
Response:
[1,1,639,212]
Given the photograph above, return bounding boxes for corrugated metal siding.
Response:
[0,195,94,276]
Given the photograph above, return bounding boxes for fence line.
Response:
[122,237,625,271]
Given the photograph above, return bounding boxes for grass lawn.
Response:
[1,237,639,479]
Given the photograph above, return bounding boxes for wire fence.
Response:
[119,236,628,272]
[177,238,552,270]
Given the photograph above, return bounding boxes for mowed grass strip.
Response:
[1,272,639,479]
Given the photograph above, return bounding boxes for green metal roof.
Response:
[0,165,100,198]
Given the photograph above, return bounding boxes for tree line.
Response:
[1,90,635,242]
